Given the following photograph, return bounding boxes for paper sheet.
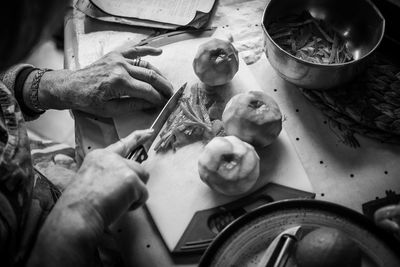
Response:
[77,0,177,29]
[77,0,210,29]
[90,0,215,26]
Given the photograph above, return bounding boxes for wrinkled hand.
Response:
[59,128,152,224]
[28,129,153,267]
[39,46,173,116]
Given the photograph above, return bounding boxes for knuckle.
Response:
[106,51,120,61]
[111,167,134,185]
[84,149,106,166]
[111,65,125,76]
[114,60,126,69]
[125,172,141,188]
[142,60,150,69]
[108,51,118,56]
[102,108,113,117]
[147,69,157,83]
[165,80,173,91]
[129,161,147,177]
[135,162,147,173]
[134,163,149,181]
[112,50,123,57]
[108,72,128,87]
[139,188,149,204]
[129,47,138,53]
[86,149,103,159]
[143,84,154,93]
[86,149,121,165]
[143,189,149,201]
[128,101,137,111]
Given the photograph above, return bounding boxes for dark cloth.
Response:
[0,66,122,267]
[0,67,59,266]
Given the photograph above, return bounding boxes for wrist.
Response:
[53,200,105,242]
[22,71,35,110]
[14,66,44,117]
[28,201,104,267]
[22,69,51,111]
[23,69,73,110]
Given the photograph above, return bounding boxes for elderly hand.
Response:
[28,129,153,267]
[34,46,173,117]
[59,129,152,224]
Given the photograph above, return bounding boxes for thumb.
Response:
[105,129,154,156]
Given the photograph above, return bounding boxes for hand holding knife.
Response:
[127,82,187,162]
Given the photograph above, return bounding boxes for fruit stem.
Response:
[248,100,265,109]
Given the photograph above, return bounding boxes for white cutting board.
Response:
[113,36,313,251]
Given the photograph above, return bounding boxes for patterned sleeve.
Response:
[0,64,41,121]
[0,80,62,266]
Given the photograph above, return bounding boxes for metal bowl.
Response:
[262,0,385,90]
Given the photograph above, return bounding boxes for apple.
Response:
[222,91,282,147]
[198,136,260,196]
[193,38,239,86]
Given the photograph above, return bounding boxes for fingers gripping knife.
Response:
[127,83,187,162]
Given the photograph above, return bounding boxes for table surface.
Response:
[64,1,400,266]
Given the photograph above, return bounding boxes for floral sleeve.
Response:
[0,64,41,121]
[0,81,59,266]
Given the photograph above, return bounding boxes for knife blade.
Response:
[127,82,187,162]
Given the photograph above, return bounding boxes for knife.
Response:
[127,82,187,163]
[257,225,303,267]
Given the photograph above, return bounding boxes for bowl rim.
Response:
[261,0,386,68]
[198,199,400,266]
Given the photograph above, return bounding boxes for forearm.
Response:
[22,69,73,111]
[27,201,104,267]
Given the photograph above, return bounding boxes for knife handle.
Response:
[264,234,297,267]
[127,145,148,163]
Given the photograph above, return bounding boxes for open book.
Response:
[77,0,216,30]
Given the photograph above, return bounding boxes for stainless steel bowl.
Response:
[262,0,385,90]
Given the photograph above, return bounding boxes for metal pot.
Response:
[261,0,385,90]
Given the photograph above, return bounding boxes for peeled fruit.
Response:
[193,38,239,86]
[295,227,362,267]
[198,136,260,196]
[222,91,282,147]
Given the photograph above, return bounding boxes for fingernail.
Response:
[145,129,154,134]
[136,128,153,134]
[139,129,154,139]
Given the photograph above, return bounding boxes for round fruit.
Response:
[198,136,260,196]
[193,38,239,86]
[295,227,362,267]
[222,91,282,147]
